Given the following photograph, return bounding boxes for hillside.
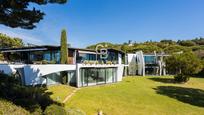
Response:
[0,99,29,115]
[86,38,204,59]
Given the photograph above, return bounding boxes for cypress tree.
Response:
[60,29,68,64]
[60,29,68,84]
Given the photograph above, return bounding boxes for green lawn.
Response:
[64,76,204,115]
[46,85,75,103]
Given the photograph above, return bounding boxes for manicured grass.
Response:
[65,76,204,115]
[46,85,75,103]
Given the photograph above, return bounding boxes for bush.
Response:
[14,98,42,114]
[165,52,203,75]
[0,73,61,113]
[174,74,190,83]
[0,98,29,115]
[44,104,66,115]
[66,108,86,115]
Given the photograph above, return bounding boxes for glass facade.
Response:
[46,72,61,85]
[67,71,76,86]
[80,67,117,87]
[107,52,118,63]
[45,71,76,86]
[29,50,60,64]
[76,53,96,63]
[144,55,159,75]
[144,56,156,64]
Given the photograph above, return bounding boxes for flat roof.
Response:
[0,45,124,54]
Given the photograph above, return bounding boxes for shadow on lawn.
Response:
[148,77,175,84]
[154,86,204,107]
[0,73,62,113]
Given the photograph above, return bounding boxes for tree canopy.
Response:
[165,52,203,75]
[0,0,67,29]
[0,33,24,48]
[0,33,24,60]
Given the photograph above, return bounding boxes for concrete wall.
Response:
[0,64,25,75]
[127,52,145,76]
[23,64,76,85]
[0,64,124,87]
[0,64,76,86]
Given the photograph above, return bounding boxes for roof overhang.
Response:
[1,48,48,53]
[78,50,96,54]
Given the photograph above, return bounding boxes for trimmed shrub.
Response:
[44,104,66,115]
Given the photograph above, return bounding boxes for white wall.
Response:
[0,64,124,87]
[0,64,76,86]
[117,65,124,81]
[23,64,76,85]
[118,53,122,64]
[127,52,145,76]
[0,64,25,75]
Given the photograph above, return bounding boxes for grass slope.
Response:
[65,76,204,115]
[46,85,75,103]
[0,99,29,115]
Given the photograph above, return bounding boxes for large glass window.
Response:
[106,68,113,83]
[106,52,118,64]
[77,53,96,63]
[87,69,97,85]
[144,56,156,64]
[46,72,61,85]
[43,51,51,61]
[80,69,88,86]
[67,71,76,86]
[80,67,117,87]
[30,51,44,61]
[97,68,106,84]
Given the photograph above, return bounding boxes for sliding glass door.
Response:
[97,68,106,84]
[80,67,117,87]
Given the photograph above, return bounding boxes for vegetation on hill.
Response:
[86,38,204,76]
[0,33,24,61]
[86,38,204,55]
[0,33,24,48]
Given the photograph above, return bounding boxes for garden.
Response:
[65,76,204,115]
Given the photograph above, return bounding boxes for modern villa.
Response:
[0,44,170,87]
[0,45,125,87]
[127,51,169,76]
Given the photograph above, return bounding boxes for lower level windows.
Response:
[80,67,117,87]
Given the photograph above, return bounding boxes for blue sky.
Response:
[0,0,204,48]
